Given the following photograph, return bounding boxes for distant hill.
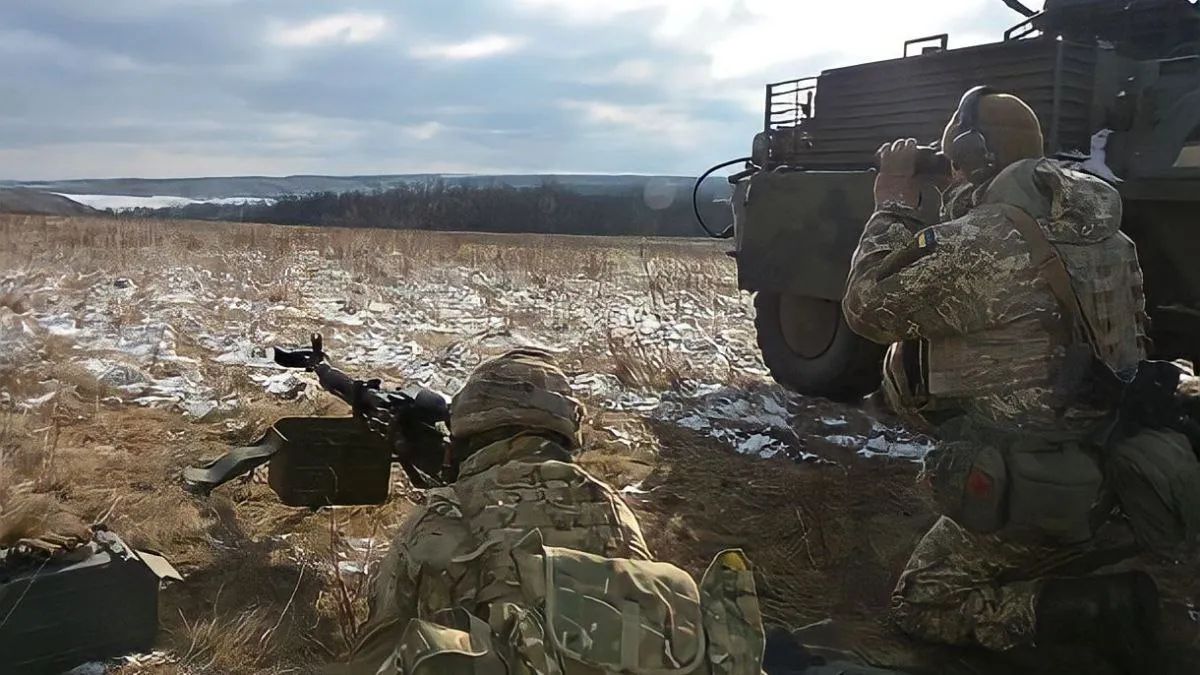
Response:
[2,173,729,201]
[0,172,737,237]
[0,188,102,216]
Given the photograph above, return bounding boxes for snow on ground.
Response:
[654,385,932,463]
[0,220,926,464]
[54,194,276,211]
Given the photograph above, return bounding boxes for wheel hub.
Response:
[778,295,840,359]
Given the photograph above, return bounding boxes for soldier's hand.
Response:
[877,138,920,178]
[874,139,922,210]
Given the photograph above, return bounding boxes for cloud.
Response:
[587,59,657,84]
[271,13,389,47]
[519,0,1004,78]
[0,0,1038,180]
[512,0,727,26]
[403,121,444,141]
[559,100,709,149]
[410,34,525,61]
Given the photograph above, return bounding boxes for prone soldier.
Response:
[334,348,769,675]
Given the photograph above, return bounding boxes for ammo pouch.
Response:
[924,436,1008,534]
[1108,428,1200,558]
[1004,438,1104,545]
[393,607,506,675]
[926,420,1104,544]
[508,530,765,675]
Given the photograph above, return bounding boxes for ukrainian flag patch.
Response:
[917,228,937,251]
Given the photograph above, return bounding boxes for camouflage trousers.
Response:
[890,516,1139,652]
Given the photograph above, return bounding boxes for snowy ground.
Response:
[54,194,275,212]
[0,216,928,469]
[0,215,935,674]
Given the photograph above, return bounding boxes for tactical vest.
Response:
[390,434,766,675]
[451,435,652,612]
[909,161,1147,544]
[920,159,1147,409]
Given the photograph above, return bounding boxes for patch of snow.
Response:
[824,435,864,449]
[737,433,778,458]
[132,395,182,407]
[41,314,80,336]
[860,435,932,461]
[55,194,276,212]
[180,399,218,420]
[213,342,278,368]
[257,372,308,398]
[86,361,149,388]
[611,391,661,412]
[120,651,177,668]
[0,309,41,365]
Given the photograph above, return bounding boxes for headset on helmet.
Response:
[949,85,1002,179]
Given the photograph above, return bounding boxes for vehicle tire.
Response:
[754,292,885,401]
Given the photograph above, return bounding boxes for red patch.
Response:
[966,468,993,497]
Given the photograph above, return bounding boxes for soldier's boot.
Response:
[1034,571,1162,675]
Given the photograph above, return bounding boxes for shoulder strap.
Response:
[182,442,278,494]
[997,204,1101,357]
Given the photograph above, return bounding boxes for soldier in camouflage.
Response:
[843,88,1170,672]
[335,348,768,675]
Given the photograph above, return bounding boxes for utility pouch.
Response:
[510,530,708,675]
[698,550,766,675]
[488,602,564,675]
[1109,428,1200,558]
[923,438,1009,534]
[1005,440,1104,545]
[393,607,506,675]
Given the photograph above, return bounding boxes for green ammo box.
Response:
[266,417,393,507]
[0,532,180,675]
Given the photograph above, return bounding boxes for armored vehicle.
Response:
[712,0,1200,399]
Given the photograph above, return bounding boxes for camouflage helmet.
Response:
[450,348,584,448]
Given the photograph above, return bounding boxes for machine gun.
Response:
[274,334,451,486]
[184,334,451,506]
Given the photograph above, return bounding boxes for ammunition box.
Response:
[266,417,392,507]
[0,535,178,674]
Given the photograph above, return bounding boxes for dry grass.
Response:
[607,330,689,390]
[0,214,739,674]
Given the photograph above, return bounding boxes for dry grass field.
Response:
[0,215,1195,674]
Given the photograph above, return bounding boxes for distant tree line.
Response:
[126,182,734,238]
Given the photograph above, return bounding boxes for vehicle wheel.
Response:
[754,292,885,401]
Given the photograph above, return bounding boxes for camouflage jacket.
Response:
[844,158,1147,437]
[345,433,766,675]
[345,432,651,672]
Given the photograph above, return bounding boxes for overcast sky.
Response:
[0,0,1045,180]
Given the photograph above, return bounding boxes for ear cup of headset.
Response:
[948,85,1000,178]
[950,129,995,175]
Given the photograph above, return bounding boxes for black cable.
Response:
[693,157,753,239]
[1001,0,1037,17]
